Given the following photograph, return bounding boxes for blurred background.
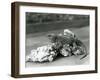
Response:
[26,12,89,34]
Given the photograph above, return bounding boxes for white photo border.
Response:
[19,5,96,75]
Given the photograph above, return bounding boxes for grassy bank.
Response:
[26,19,89,34]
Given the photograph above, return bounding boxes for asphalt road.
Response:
[25,26,89,68]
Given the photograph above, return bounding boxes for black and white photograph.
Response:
[25,12,90,67]
[11,2,97,78]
